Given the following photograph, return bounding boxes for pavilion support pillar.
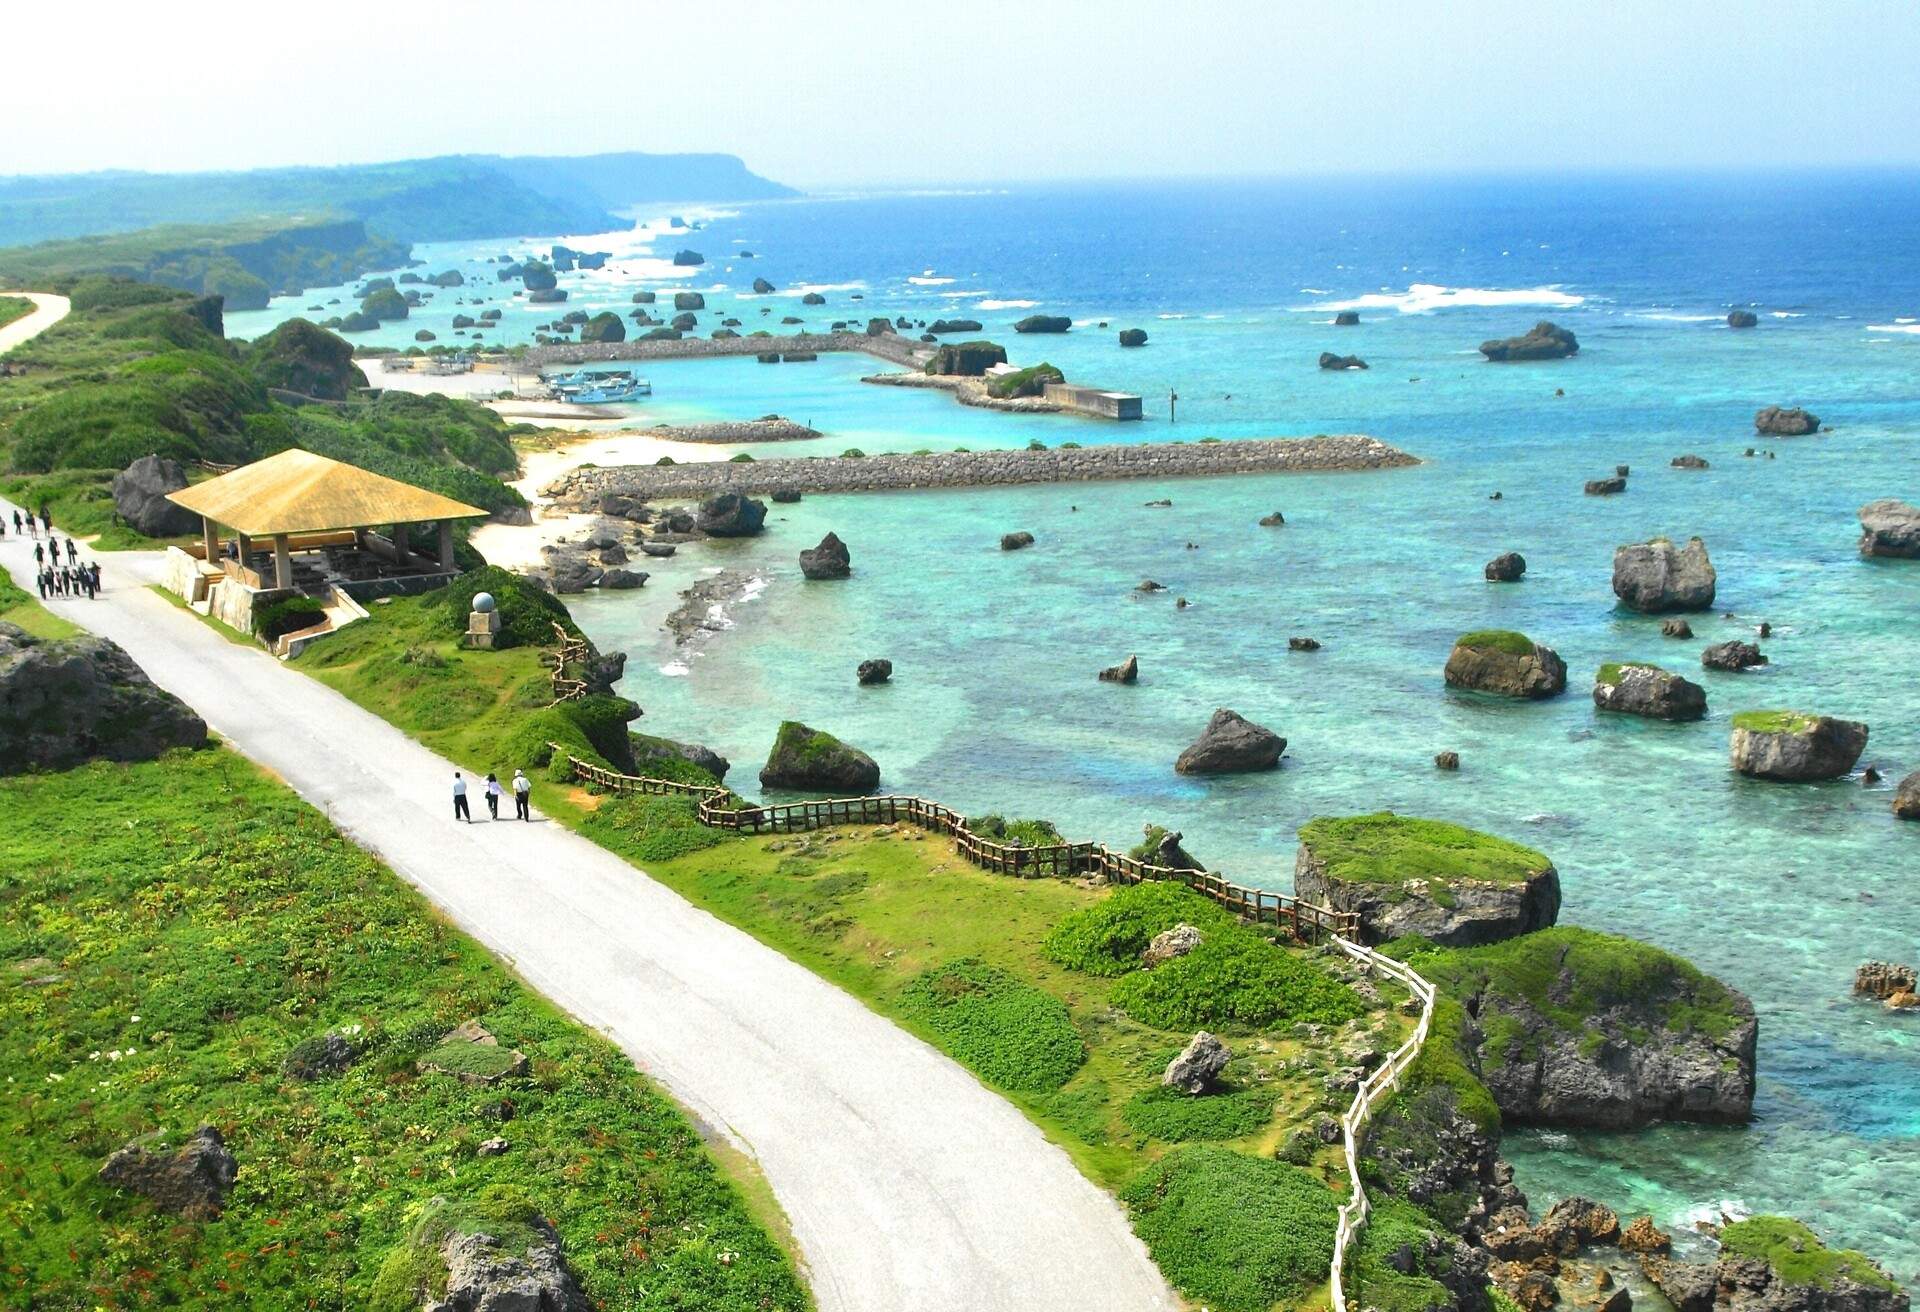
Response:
[392,524,410,567]
[236,532,253,563]
[438,519,456,571]
[273,534,293,589]
[201,516,219,562]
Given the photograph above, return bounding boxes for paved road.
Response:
[0,291,70,353]
[0,526,1176,1312]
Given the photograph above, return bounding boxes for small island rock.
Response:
[1730,713,1868,781]
[1175,708,1285,774]
[1319,351,1368,370]
[856,658,893,686]
[1702,640,1767,671]
[1593,663,1708,721]
[1445,631,1567,699]
[695,493,767,537]
[1727,310,1759,329]
[1613,536,1716,612]
[799,532,851,580]
[1485,551,1527,582]
[1755,405,1820,436]
[1858,499,1920,558]
[1099,654,1139,684]
[1000,530,1035,551]
[1118,327,1148,347]
[1480,321,1578,362]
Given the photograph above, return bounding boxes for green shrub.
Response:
[1044,882,1236,977]
[581,794,724,863]
[1027,439,1047,451]
[1731,710,1818,735]
[986,362,1063,400]
[1350,1198,1467,1312]
[896,959,1085,1093]
[1453,629,1535,656]
[729,452,755,462]
[656,456,676,465]
[255,595,326,641]
[841,447,866,458]
[428,566,578,650]
[1297,813,1551,886]
[1120,1145,1339,1312]
[1121,1084,1277,1142]
[628,733,723,787]
[1111,933,1365,1031]
[1718,1217,1899,1292]
[967,814,1065,847]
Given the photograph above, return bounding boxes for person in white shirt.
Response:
[512,768,532,821]
[453,771,471,823]
[484,772,503,820]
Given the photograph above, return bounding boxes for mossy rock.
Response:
[758,721,880,794]
[416,1035,528,1085]
[1294,814,1560,946]
[1730,711,1868,781]
[1718,1216,1902,1294]
[1445,631,1566,699]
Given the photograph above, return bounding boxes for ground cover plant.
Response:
[0,747,808,1311]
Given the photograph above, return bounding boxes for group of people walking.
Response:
[6,505,51,539]
[453,769,534,822]
[4,503,103,600]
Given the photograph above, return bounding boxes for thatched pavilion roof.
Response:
[167,449,486,536]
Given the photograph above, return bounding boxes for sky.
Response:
[2,0,1917,188]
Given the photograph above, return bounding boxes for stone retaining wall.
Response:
[527,331,929,369]
[545,435,1418,504]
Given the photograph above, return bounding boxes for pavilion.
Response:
[167,448,487,594]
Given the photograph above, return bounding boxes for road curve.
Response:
[0,291,71,354]
[0,533,1177,1312]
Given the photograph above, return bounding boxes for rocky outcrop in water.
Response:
[672,249,704,266]
[1485,552,1527,582]
[1014,314,1072,333]
[1000,530,1035,551]
[1174,708,1285,774]
[1642,1218,1907,1312]
[1162,1031,1229,1094]
[856,659,892,686]
[1585,475,1627,495]
[1728,310,1759,328]
[1854,961,1918,1006]
[1119,327,1148,347]
[0,625,207,773]
[1858,499,1920,558]
[98,1126,237,1219]
[1334,310,1361,326]
[1593,663,1707,721]
[1480,322,1578,361]
[1755,405,1820,436]
[1445,632,1568,699]
[1702,640,1767,671]
[1894,772,1920,821]
[1730,713,1868,781]
[752,277,775,294]
[1099,654,1139,684]
[1613,537,1716,612]
[696,493,767,537]
[799,531,851,579]
[760,721,880,793]
[111,454,199,537]
[925,340,1009,376]
[1673,453,1710,469]
[1319,351,1368,370]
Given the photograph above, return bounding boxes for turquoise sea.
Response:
[226,174,1920,1277]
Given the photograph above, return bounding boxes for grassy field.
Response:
[0,746,811,1312]
[0,295,32,329]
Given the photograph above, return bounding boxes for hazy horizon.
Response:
[3,0,1917,190]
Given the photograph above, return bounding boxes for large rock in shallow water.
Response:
[799,532,851,579]
[1895,772,1920,821]
[696,493,767,537]
[1593,662,1707,721]
[927,340,1009,376]
[1174,708,1285,774]
[760,721,881,793]
[0,624,206,773]
[1858,499,1920,558]
[98,1126,236,1219]
[111,454,199,537]
[1755,405,1820,436]
[1293,812,1562,946]
[1404,926,1756,1128]
[1014,314,1072,333]
[1730,712,1867,781]
[1479,321,1578,361]
[1612,536,1716,613]
[1444,631,1567,699]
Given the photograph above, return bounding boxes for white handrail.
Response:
[1327,936,1437,1312]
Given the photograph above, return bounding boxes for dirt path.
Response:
[0,526,1176,1312]
[0,291,71,354]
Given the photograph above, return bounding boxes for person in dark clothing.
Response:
[39,509,51,533]
[484,773,502,819]
[34,570,47,600]
[89,561,102,592]
[9,509,20,533]
[32,542,44,567]
[64,538,77,565]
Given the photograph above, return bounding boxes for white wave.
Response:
[1157,312,1188,320]
[774,280,868,297]
[908,274,955,285]
[977,298,1038,310]
[1771,311,1804,318]
[659,660,692,677]
[1303,283,1584,315]
[1867,323,1920,335]
[1896,316,1917,324]
[1299,287,1330,295]
[1676,1199,1750,1234]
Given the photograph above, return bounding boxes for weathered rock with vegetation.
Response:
[1485,552,1526,582]
[1162,1031,1229,1094]
[759,721,880,793]
[1643,1217,1907,1312]
[0,624,207,773]
[578,311,625,344]
[1444,631,1567,699]
[1295,814,1561,947]
[1014,314,1072,333]
[1613,536,1716,612]
[1755,405,1821,436]
[1858,499,1920,559]
[986,362,1064,399]
[245,317,364,399]
[98,1126,237,1220]
[372,1194,591,1312]
[1480,322,1578,361]
[1319,351,1368,370]
[1174,708,1285,774]
[1593,662,1707,721]
[1730,711,1868,781]
[1703,640,1768,671]
[1396,927,1756,1128]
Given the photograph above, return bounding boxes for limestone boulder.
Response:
[760,721,880,793]
[111,454,200,537]
[1098,654,1139,684]
[856,659,892,686]
[98,1126,237,1219]
[1728,310,1759,328]
[799,532,851,580]
[432,1211,591,1312]
[1613,537,1716,612]
[1445,632,1567,699]
[1319,351,1368,370]
[1143,923,1203,967]
[1730,713,1868,781]
[1702,640,1767,672]
[1593,663,1708,721]
[696,493,767,537]
[1858,499,1920,558]
[1480,321,1578,361]
[1755,405,1820,436]
[1000,530,1035,551]
[0,625,207,773]
[1174,708,1285,774]
[1162,1031,1229,1094]
[1894,771,1920,820]
[1485,551,1527,582]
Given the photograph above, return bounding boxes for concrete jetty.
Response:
[544,435,1418,505]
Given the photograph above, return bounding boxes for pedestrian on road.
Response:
[39,509,50,534]
[9,509,19,534]
[484,772,502,819]
[64,538,77,565]
[32,542,43,567]
[512,768,531,820]
[34,570,47,600]
[453,771,472,822]
[88,561,101,592]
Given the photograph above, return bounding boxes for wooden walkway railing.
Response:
[552,747,1360,942]
[544,621,591,704]
[1326,938,1437,1312]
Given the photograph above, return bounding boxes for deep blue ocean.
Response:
[228,173,1920,1276]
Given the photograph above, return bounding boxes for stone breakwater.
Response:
[651,418,822,443]
[544,435,1418,505]
[862,371,1060,413]
[527,331,930,370]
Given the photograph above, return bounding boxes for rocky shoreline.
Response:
[543,435,1417,504]
[861,369,1063,413]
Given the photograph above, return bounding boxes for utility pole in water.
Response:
[1169,389,1178,423]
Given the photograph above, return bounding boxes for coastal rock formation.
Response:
[856,659,892,686]
[1319,351,1368,370]
[599,567,647,589]
[520,262,557,291]
[1619,1215,1674,1255]
[1480,322,1578,362]
[1730,712,1868,781]
[411,1208,592,1312]
[670,312,698,331]
[1854,961,1918,1004]
[1586,476,1627,496]
[0,625,207,773]
[1894,772,1920,820]
[528,288,568,304]
[1485,551,1527,582]
[1537,1196,1621,1253]
[1673,453,1710,469]
[1288,636,1321,651]
[1000,531,1035,550]
[695,493,767,537]
[1613,537,1716,612]
[771,489,801,504]
[1858,499,1920,558]
[1435,750,1461,770]
[799,531,851,579]
[632,733,730,781]
[1755,405,1820,436]
[1334,310,1360,326]
[1444,631,1568,699]
[112,454,199,536]
[1162,1031,1229,1094]
[752,277,775,294]
[1728,310,1759,329]
[632,290,656,304]
[1014,314,1073,333]
[98,1126,237,1219]
[1593,663,1708,721]
[760,721,880,793]
[672,249,704,266]
[1702,640,1767,671]
[1293,813,1562,947]
[1259,511,1286,526]
[653,416,821,444]
[1643,1218,1907,1312]
[801,291,826,305]
[1174,708,1285,774]
[1135,825,1204,871]
[926,340,1008,376]
[1098,654,1139,684]
[1119,327,1148,347]
[929,318,984,334]
[244,317,364,399]
[673,292,705,311]
[1143,923,1203,967]
[579,312,625,344]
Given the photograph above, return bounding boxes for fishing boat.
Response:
[565,377,651,404]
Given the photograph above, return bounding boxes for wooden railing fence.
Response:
[544,621,591,704]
